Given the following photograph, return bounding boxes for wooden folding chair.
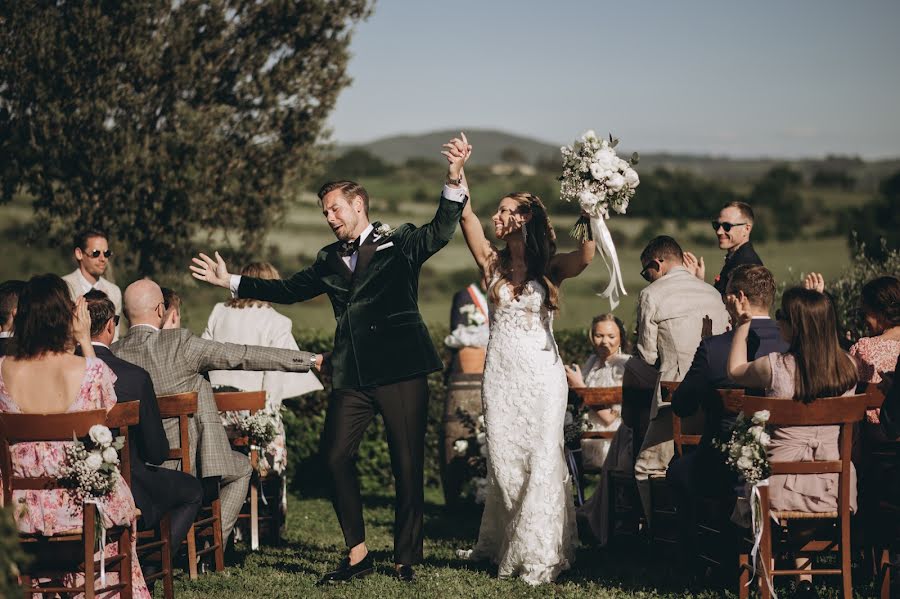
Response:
[106,402,174,599]
[156,392,224,580]
[214,390,282,550]
[0,410,134,598]
[647,380,682,549]
[737,393,868,599]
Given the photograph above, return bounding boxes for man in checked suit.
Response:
[112,279,318,543]
[191,146,467,583]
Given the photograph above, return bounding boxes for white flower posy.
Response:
[60,424,124,501]
[714,410,772,485]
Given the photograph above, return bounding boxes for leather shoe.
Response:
[395,564,415,582]
[316,553,374,585]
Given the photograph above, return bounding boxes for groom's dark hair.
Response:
[318,180,370,216]
[640,235,683,263]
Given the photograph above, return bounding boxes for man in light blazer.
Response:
[112,279,319,542]
[632,236,729,527]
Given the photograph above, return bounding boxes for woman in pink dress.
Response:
[0,274,149,598]
[850,277,900,420]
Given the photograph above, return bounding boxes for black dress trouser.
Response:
[322,376,428,565]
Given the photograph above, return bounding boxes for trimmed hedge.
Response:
[285,326,600,496]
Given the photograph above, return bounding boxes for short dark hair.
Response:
[725,265,776,310]
[0,280,26,325]
[640,235,684,263]
[161,287,181,314]
[317,180,369,215]
[722,201,754,223]
[74,229,108,250]
[860,275,900,328]
[84,289,116,337]
[12,274,75,358]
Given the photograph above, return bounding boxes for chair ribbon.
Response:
[85,499,108,588]
[747,478,778,598]
[590,215,626,310]
[250,444,268,506]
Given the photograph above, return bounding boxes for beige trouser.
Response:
[634,407,674,529]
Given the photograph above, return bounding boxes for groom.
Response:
[191,149,469,583]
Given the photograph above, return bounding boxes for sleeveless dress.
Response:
[465,279,576,585]
[0,356,151,598]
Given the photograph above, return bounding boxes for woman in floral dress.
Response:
[0,274,149,598]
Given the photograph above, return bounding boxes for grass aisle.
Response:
[164,489,878,598]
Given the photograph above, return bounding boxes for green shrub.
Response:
[284,325,600,497]
[0,507,27,597]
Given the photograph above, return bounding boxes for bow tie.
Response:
[338,238,360,257]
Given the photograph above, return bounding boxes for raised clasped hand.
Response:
[190,251,231,288]
[441,132,472,179]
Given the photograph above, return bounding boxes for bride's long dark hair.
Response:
[489,192,560,312]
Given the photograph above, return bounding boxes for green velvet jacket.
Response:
[237,195,466,389]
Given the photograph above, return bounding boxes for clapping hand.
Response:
[190,251,232,289]
[564,363,585,388]
[683,251,705,280]
[441,132,472,181]
[72,296,92,344]
[701,314,713,339]
[803,272,825,293]
[725,291,753,328]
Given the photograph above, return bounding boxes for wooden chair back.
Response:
[213,390,266,413]
[155,392,198,475]
[572,387,622,441]
[0,409,108,505]
[738,393,868,599]
[864,382,886,410]
[720,388,746,415]
[105,402,140,487]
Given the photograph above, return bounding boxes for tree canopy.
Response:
[0,1,371,274]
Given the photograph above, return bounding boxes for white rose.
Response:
[577,190,599,212]
[759,432,771,446]
[476,432,487,445]
[737,456,753,470]
[593,148,616,171]
[752,410,770,424]
[453,439,468,456]
[85,452,104,471]
[479,443,488,458]
[623,168,640,188]
[477,415,485,428]
[600,138,609,148]
[606,173,626,191]
[741,446,753,458]
[102,447,119,464]
[88,425,113,446]
[581,130,597,142]
[749,426,763,441]
[564,411,574,426]
[589,163,606,181]
[616,158,629,171]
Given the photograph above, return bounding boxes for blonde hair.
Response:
[488,192,560,312]
[226,262,280,309]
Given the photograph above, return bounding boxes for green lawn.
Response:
[161,489,881,598]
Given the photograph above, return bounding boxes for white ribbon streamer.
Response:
[85,499,108,588]
[747,478,778,598]
[590,215,627,310]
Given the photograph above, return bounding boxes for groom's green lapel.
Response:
[352,221,382,283]
[325,244,352,281]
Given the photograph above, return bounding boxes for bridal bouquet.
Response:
[714,410,772,484]
[559,130,639,309]
[59,425,124,501]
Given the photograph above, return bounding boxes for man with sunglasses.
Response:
[62,228,123,340]
[683,201,763,294]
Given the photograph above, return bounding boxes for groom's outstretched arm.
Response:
[397,188,467,266]
[236,254,328,304]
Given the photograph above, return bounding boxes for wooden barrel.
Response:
[440,373,484,506]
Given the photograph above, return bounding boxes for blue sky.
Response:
[327,0,900,158]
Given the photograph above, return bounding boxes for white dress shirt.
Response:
[62,268,124,341]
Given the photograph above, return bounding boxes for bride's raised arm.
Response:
[442,134,494,274]
[550,221,595,283]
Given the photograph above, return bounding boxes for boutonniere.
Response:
[372,222,395,241]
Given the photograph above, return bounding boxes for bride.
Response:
[444,134,595,585]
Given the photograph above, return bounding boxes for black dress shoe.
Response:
[395,564,415,582]
[316,554,374,586]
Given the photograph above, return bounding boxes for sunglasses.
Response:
[113,315,120,327]
[711,221,748,233]
[85,249,113,258]
[640,260,660,282]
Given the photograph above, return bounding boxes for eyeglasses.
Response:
[85,249,113,259]
[640,260,660,282]
[711,221,748,233]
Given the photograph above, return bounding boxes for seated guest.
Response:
[62,229,123,341]
[683,201,763,294]
[667,265,788,571]
[565,313,631,468]
[0,280,25,355]
[202,262,323,487]
[161,286,181,329]
[0,274,150,596]
[83,290,203,556]
[112,279,320,544]
[849,276,900,386]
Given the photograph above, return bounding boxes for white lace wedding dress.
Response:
[463,279,576,585]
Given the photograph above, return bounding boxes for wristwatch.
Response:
[310,354,320,369]
[446,174,463,186]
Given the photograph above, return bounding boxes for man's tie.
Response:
[339,238,360,257]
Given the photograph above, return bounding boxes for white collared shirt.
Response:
[91,341,110,349]
[62,268,123,341]
[129,323,161,332]
[229,184,468,295]
[0,331,11,339]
